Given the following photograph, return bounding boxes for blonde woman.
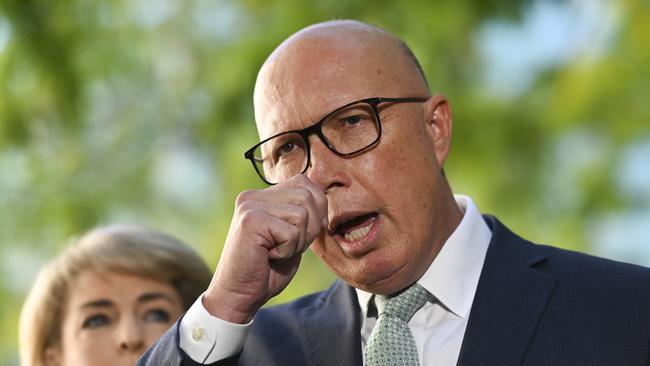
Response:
[19,224,212,366]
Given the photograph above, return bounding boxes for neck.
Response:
[429,180,464,264]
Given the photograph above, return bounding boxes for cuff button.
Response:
[192,326,205,341]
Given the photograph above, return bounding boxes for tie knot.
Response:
[375,283,429,322]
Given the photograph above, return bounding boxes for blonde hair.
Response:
[18,224,213,366]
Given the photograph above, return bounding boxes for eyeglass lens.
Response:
[252,101,379,183]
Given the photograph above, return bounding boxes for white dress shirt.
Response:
[356,195,491,365]
[179,195,492,364]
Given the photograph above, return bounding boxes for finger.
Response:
[253,184,323,244]
[238,200,309,254]
[263,215,302,261]
[294,175,329,230]
[235,177,326,248]
[280,175,327,243]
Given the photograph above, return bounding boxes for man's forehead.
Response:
[256,32,387,98]
[252,21,427,139]
[254,76,375,140]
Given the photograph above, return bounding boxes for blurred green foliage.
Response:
[0,0,648,363]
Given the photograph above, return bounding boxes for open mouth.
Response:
[335,213,378,242]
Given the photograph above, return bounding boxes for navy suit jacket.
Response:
[139,216,650,365]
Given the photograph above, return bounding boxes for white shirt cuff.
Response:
[179,293,252,364]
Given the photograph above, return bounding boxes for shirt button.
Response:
[192,326,205,341]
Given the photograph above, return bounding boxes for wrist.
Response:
[202,287,259,324]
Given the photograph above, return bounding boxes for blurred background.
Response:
[0,0,648,363]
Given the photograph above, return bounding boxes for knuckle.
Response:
[293,174,310,184]
[236,199,259,218]
[237,199,255,212]
[287,224,301,242]
[238,208,262,226]
[236,190,256,206]
[296,187,314,206]
[295,206,309,224]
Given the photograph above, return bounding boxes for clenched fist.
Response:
[203,175,328,323]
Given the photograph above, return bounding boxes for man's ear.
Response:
[43,346,62,366]
[423,94,452,167]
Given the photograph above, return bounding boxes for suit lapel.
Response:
[457,216,557,366]
[301,280,363,366]
[296,216,555,366]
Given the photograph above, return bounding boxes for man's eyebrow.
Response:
[80,299,114,309]
[138,292,177,304]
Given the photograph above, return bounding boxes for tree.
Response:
[0,0,648,362]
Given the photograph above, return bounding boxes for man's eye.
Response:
[279,142,296,155]
[342,115,365,125]
[143,309,171,323]
[276,141,300,160]
[82,314,110,329]
[338,113,375,128]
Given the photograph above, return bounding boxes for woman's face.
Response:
[46,270,184,366]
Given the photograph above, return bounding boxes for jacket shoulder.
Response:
[485,214,650,290]
[475,216,650,364]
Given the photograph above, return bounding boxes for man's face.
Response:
[254,30,452,294]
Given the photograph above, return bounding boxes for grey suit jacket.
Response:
[138,216,650,365]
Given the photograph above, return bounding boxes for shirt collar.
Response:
[355,195,492,319]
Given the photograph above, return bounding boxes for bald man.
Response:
[139,20,650,366]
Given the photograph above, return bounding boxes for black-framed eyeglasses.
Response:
[244,97,429,185]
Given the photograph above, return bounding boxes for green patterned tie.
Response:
[364,283,430,366]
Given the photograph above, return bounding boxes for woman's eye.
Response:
[143,309,171,323]
[82,314,110,329]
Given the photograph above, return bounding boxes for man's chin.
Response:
[342,260,411,295]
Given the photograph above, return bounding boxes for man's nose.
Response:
[116,316,145,353]
[305,135,350,191]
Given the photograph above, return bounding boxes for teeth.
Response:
[343,223,372,242]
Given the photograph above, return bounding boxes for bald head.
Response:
[253,20,431,138]
[263,21,428,87]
